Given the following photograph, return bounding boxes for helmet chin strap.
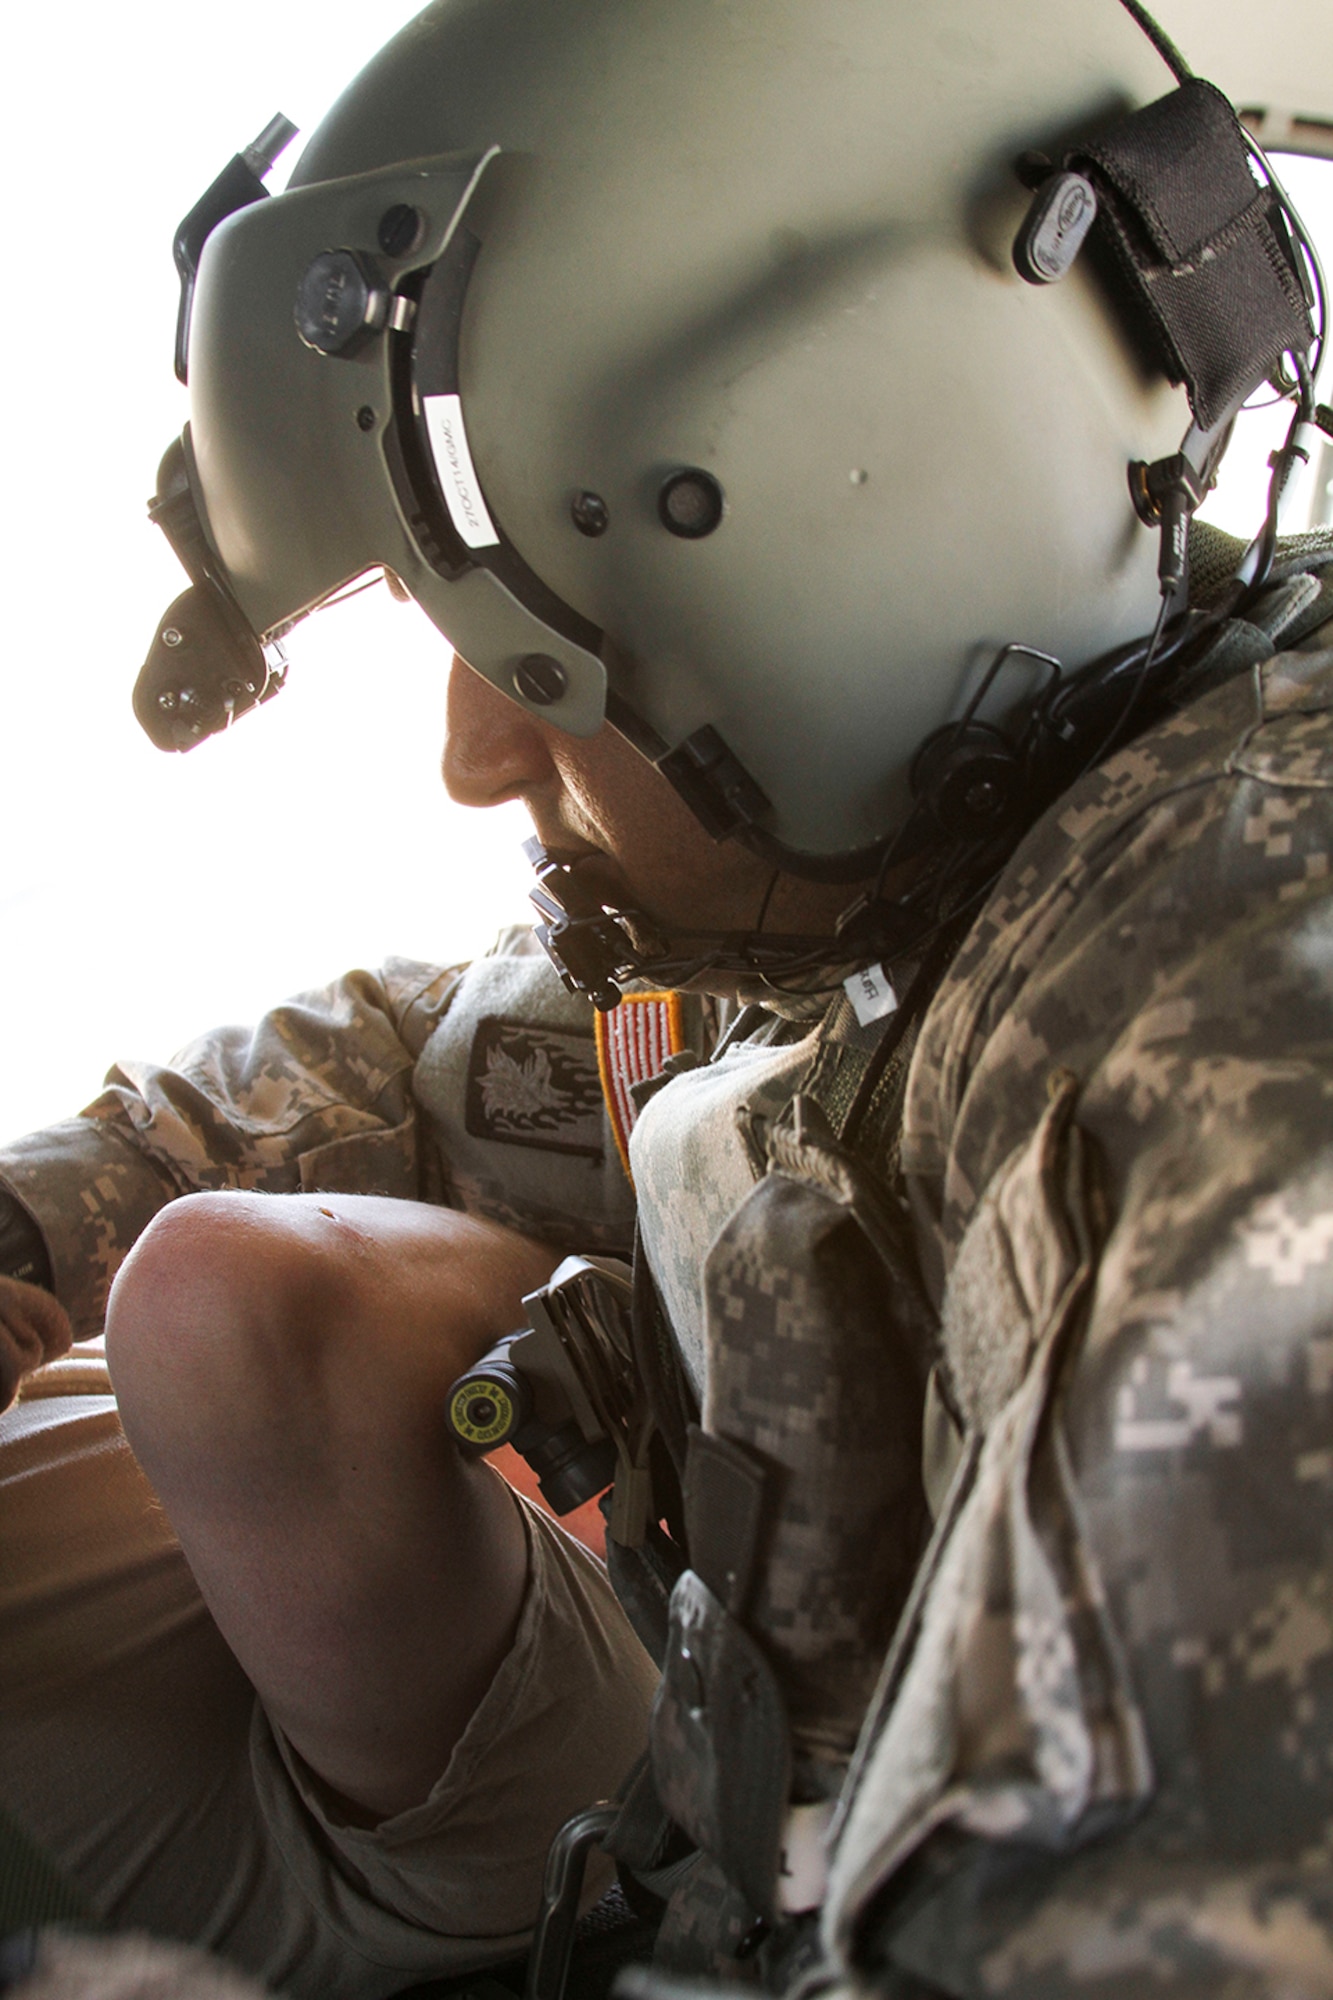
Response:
[522,835,972,1010]
[522,837,846,1009]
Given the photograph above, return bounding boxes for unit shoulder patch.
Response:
[464,1016,604,1158]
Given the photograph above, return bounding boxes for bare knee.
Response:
[105,1192,557,1496]
[105,1193,345,1479]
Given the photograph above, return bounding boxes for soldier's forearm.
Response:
[0,1119,180,1338]
[0,1187,52,1292]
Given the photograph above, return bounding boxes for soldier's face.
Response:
[442,656,853,937]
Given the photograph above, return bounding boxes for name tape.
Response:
[423,392,501,549]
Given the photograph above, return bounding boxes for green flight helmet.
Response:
[141,0,1295,871]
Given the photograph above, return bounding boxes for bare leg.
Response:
[105,1192,559,1821]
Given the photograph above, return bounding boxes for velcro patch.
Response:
[596,991,686,1181]
[465,1017,604,1157]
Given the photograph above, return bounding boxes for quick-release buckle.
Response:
[524,839,646,1011]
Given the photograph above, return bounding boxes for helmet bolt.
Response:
[157,691,178,711]
[356,405,377,432]
[377,203,424,257]
[161,627,183,648]
[294,249,386,356]
[658,468,725,539]
[964,778,1001,818]
[512,654,568,706]
[570,490,609,537]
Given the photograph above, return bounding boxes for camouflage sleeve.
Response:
[827,636,1333,1994]
[0,956,464,1340]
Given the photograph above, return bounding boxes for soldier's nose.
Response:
[442,655,557,808]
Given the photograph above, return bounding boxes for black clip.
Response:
[1128,451,1212,596]
[524,839,642,1010]
[525,1805,619,2000]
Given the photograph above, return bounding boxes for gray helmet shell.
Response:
[187,0,1190,860]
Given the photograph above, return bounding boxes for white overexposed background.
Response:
[1,5,1330,1143]
[1,1,535,1143]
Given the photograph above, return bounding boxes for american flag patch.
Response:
[595,990,687,1182]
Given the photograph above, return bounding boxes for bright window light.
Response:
[2,3,534,1144]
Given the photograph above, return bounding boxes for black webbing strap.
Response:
[597,1226,695,1666]
[1070,79,1314,429]
[629,1223,698,1490]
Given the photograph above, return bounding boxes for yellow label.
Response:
[449,1380,515,1448]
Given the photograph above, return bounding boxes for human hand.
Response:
[0,1273,73,1412]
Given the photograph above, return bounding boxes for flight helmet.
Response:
[137,0,1319,993]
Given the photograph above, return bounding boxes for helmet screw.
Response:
[157,691,178,711]
[512,654,568,706]
[570,490,609,537]
[295,249,386,356]
[377,203,425,257]
[964,778,1001,817]
[161,627,183,648]
[658,468,725,539]
[356,405,377,432]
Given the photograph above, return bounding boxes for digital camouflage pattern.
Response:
[0,933,647,1341]
[698,1101,933,1780]
[630,1000,837,1395]
[823,615,1333,1995]
[417,938,651,1241]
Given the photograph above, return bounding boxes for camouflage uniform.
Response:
[0,933,652,1340]
[0,938,673,1998]
[822,604,1333,1995]
[4,590,1333,1992]
[624,583,1333,1992]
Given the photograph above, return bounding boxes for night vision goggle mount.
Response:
[137,437,291,752]
[135,115,299,753]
